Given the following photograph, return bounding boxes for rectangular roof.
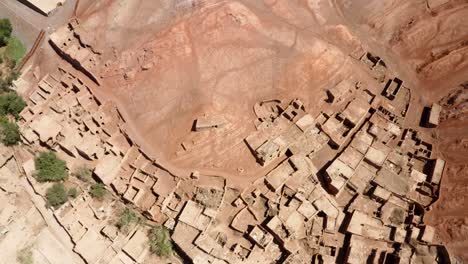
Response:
[24,0,66,16]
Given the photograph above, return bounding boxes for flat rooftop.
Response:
[21,0,66,16]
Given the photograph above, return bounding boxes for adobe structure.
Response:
[2,0,467,263]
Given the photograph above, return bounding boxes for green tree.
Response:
[149,226,173,257]
[68,187,79,198]
[0,70,19,92]
[5,37,26,65]
[0,92,26,118]
[116,208,143,232]
[34,151,68,182]
[0,116,20,145]
[0,19,12,47]
[46,183,68,208]
[89,183,106,199]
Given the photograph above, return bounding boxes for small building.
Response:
[382,78,403,100]
[428,103,441,127]
[373,168,412,197]
[372,186,392,201]
[430,158,445,185]
[122,229,150,263]
[94,154,122,185]
[21,0,66,16]
[346,211,391,241]
[419,225,435,243]
[326,159,354,180]
[29,115,63,144]
[74,230,110,264]
[297,200,318,220]
[248,225,273,248]
[427,0,449,9]
[178,200,212,231]
[325,80,355,104]
[295,114,315,132]
[341,97,370,125]
[256,138,286,166]
[195,116,227,131]
[265,159,295,192]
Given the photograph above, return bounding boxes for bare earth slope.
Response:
[75,0,370,178]
[426,83,468,261]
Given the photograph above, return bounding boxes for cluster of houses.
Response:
[225,80,445,263]
[49,19,102,84]
[8,18,451,263]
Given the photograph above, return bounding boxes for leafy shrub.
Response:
[0,92,27,118]
[68,187,79,198]
[0,19,12,47]
[89,183,106,199]
[74,165,92,182]
[116,208,143,232]
[46,183,68,208]
[5,37,26,65]
[0,116,20,145]
[34,151,68,182]
[149,226,173,257]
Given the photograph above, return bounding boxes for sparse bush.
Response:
[68,187,78,198]
[16,246,33,264]
[116,208,143,232]
[89,183,106,199]
[0,116,20,145]
[46,183,68,208]
[74,165,92,182]
[0,19,12,47]
[34,151,68,182]
[149,226,173,257]
[0,91,27,118]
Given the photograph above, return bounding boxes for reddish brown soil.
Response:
[74,0,376,180]
[425,83,468,262]
[56,0,468,259]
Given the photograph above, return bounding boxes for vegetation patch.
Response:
[89,183,106,199]
[0,91,27,118]
[0,19,12,47]
[116,207,144,232]
[0,69,19,92]
[34,151,68,182]
[0,116,20,145]
[149,226,173,258]
[0,18,25,92]
[68,187,79,198]
[5,37,26,65]
[46,183,68,208]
